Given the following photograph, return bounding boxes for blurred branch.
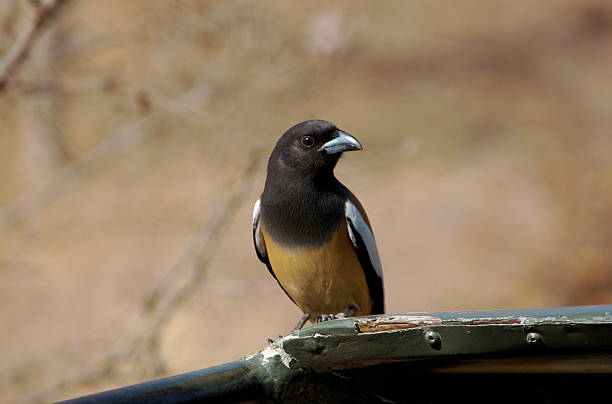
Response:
[25,148,263,403]
[0,0,68,91]
[0,78,214,231]
[141,148,263,375]
[12,76,213,123]
[0,117,158,231]
[19,17,72,187]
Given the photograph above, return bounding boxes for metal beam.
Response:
[59,304,612,403]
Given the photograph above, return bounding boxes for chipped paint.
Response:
[356,315,534,333]
[62,305,612,403]
[282,333,301,341]
[355,315,442,333]
[260,345,295,368]
[446,317,527,325]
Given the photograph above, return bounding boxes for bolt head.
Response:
[526,332,543,345]
[424,331,442,349]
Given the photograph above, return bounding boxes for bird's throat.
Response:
[261,177,346,248]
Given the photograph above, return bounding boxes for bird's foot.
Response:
[317,305,359,323]
[335,305,358,319]
[292,313,311,332]
[315,313,337,323]
[314,305,360,324]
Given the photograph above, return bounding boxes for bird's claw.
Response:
[316,305,358,323]
[292,313,311,331]
[315,314,337,323]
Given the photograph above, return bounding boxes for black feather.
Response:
[261,120,345,247]
[347,219,385,314]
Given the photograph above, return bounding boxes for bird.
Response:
[252,120,384,330]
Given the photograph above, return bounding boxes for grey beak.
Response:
[318,130,363,155]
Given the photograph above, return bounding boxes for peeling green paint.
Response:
[243,305,612,401]
[62,305,612,403]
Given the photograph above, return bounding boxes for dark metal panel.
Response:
[60,304,612,403]
[57,361,261,404]
[280,304,612,372]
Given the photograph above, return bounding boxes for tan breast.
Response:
[262,223,372,320]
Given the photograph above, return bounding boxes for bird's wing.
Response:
[345,197,385,314]
[252,199,268,263]
[252,198,296,304]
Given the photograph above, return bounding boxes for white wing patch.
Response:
[253,199,261,225]
[253,199,267,260]
[345,200,383,280]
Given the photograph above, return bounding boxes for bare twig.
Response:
[13,76,212,122]
[0,0,68,90]
[23,149,263,403]
[141,148,262,375]
[0,117,158,231]
[0,78,214,231]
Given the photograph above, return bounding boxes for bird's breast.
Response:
[261,222,372,318]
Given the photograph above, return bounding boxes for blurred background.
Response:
[1,0,612,402]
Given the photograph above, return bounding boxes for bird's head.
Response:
[268,120,363,179]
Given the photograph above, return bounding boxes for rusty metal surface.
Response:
[276,304,612,373]
[61,304,612,403]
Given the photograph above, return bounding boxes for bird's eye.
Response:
[301,136,315,148]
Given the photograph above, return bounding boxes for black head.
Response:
[267,120,362,180]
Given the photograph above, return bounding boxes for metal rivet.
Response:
[303,339,325,354]
[526,332,543,345]
[424,331,442,349]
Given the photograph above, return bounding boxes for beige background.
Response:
[1,1,612,402]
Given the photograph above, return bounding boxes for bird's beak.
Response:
[318,130,363,155]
